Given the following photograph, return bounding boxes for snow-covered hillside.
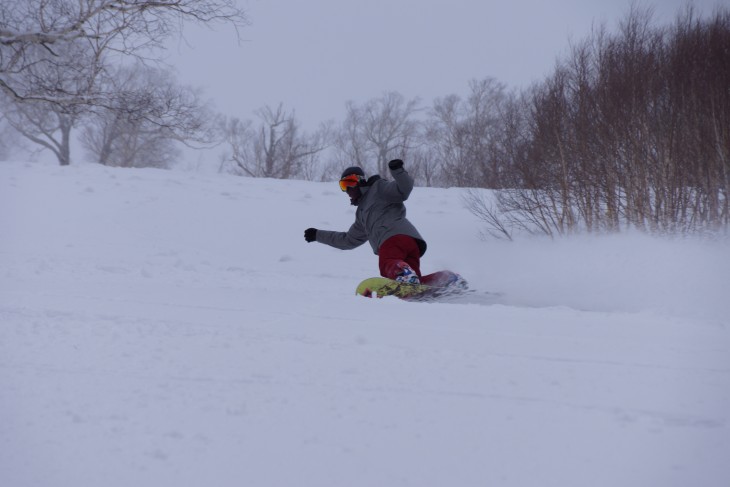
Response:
[2,161,729,487]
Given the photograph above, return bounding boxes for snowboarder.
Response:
[303,159,430,284]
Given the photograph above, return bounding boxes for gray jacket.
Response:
[316,166,427,256]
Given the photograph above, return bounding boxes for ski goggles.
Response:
[339,174,363,192]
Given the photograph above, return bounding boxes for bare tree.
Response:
[1,0,245,166]
[1,96,81,166]
[0,0,247,107]
[425,78,508,188]
[222,104,330,179]
[0,116,15,160]
[408,148,440,187]
[334,92,421,176]
[80,63,215,168]
[220,116,255,174]
[330,105,370,171]
[424,94,462,186]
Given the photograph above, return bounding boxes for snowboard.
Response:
[356,271,469,301]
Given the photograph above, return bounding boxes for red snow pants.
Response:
[378,235,422,280]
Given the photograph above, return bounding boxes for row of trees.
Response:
[219,5,728,236]
[2,3,727,235]
[480,5,730,236]
[217,82,508,187]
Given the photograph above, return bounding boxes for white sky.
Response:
[165,0,722,130]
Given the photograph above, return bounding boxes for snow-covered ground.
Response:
[1,161,729,487]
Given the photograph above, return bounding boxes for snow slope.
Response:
[1,162,729,487]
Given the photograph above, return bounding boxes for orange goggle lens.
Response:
[339,174,361,191]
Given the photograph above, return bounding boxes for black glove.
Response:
[388,159,404,170]
[304,228,318,243]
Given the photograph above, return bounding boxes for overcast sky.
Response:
[165,0,721,131]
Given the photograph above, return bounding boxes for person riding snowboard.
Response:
[304,159,461,287]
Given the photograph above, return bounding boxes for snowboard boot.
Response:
[394,262,420,285]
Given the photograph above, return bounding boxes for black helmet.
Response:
[341,166,365,179]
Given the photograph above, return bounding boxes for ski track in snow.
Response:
[1,162,729,487]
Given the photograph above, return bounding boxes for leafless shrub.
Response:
[462,188,513,240]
